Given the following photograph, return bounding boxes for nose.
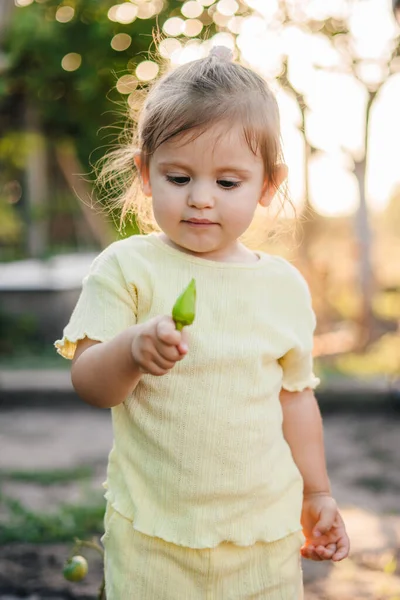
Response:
[187,180,215,209]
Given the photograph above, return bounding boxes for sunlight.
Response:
[305,72,368,160]
[309,153,359,217]
[367,74,400,210]
[348,0,398,60]
[61,53,82,72]
[181,1,204,19]
[157,0,400,217]
[163,17,185,36]
[135,60,159,81]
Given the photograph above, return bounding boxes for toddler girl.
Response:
[56,46,349,599]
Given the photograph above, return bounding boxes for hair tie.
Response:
[209,46,233,62]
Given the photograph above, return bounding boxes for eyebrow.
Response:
[157,162,253,176]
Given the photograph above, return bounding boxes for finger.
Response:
[301,547,323,561]
[155,341,182,363]
[178,328,190,355]
[151,354,176,371]
[313,505,337,539]
[146,363,171,377]
[332,548,349,561]
[315,544,336,560]
[332,536,350,561]
[156,317,181,346]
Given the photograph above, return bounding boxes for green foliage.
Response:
[2,0,183,165]
[0,304,41,356]
[0,0,197,254]
[1,466,94,486]
[0,493,105,544]
[0,198,23,244]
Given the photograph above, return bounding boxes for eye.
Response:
[218,179,242,190]
[166,175,190,186]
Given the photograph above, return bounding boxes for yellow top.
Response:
[55,233,320,548]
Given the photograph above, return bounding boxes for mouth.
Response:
[183,219,217,227]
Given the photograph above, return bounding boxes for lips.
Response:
[184,218,216,224]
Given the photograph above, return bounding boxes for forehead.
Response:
[153,122,262,168]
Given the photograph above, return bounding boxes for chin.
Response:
[181,236,219,255]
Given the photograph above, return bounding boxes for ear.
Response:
[134,151,152,197]
[259,163,288,208]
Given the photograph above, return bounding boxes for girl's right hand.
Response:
[131,316,189,376]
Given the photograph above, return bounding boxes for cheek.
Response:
[223,193,258,230]
[152,184,181,223]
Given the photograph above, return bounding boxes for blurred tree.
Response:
[274,4,400,348]
[1,1,399,351]
[383,185,400,236]
[0,0,195,258]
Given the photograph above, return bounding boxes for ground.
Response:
[1,408,400,599]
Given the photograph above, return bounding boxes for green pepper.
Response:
[172,278,196,331]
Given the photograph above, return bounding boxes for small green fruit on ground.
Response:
[63,555,88,582]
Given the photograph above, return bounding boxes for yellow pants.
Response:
[102,505,304,599]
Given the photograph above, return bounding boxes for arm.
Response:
[280,388,350,562]
[71,316,188,410]
[71,327,142,410]
[280,388,330,496]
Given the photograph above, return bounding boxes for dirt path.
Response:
[1,409,400,599]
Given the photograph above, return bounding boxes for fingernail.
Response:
[180,344,188,353]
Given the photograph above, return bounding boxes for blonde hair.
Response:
[96,47,292,239]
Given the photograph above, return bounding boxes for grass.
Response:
[0,493,105,544]
[0,466,94,486]
[0,465,103,543]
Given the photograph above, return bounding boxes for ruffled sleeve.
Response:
[54,244,137,360]
[277,261,320,392]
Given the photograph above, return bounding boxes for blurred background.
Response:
[0,1,400,599]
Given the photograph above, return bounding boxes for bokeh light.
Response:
[170,41,205,65]
[15,0,34,6]
[348,0,397,61]
[212,11,230,27]
[115,3,138,24]
[108,3,143,23]
[128,90,145,112]
[136,60,160,81]
[55,6,74,23]
[136,2,159,19]
[159,38,182,59]
[184,19,204,37]
[111,33,132,51]
[181,1,203,19]
[303,0,348,20]
[61,53,82,72]
[245,0,280,21]
[210,32,235,50]
[163,17,185,36]
[216,0,239,17]
[116,74,138,94]
[227,16,244,34]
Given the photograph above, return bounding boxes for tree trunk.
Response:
[299,108,318,265]
[55,140,115,249]
[352,91,376,348]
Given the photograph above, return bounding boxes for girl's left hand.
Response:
[300,493,350,562]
